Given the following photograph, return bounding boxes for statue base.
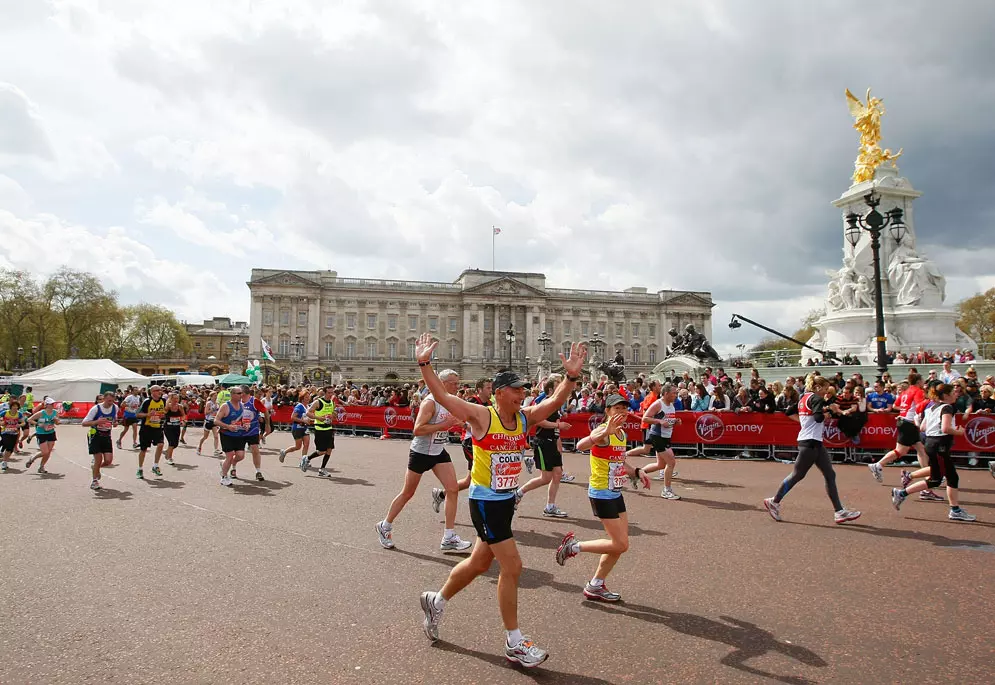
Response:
[810,307,975,362]
[648,355,710,382]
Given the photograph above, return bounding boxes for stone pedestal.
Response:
[809,166,974,359]
[648,355,706,382]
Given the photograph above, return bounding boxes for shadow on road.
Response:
[144,478,185,490]
[94,488,133,500]
[231,479,294,497]
[667,496,761,512]
[582,602,825,685]
[958,487,995,495]
[430,640,615,684]
[168,463,199,471]
[672,478,745,490]
[34,472,67,480]
[306,474,374,487]
[785,520,995,548]
[516,515,667,538]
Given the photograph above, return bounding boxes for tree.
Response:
[956,289,995,347]
[43,267,119,357]
[126,304,192,358]
[0,269,43,369]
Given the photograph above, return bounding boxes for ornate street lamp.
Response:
[30,345,37,369]
[292,336,305,361]
[15,346,24,372]
[505,325,516,370]
[844,191,906,379]
[536,330,553,380]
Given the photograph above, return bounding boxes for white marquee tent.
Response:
[11,359,149,402]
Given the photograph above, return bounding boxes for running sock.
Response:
[433,593,446,611]
[506,628,523,646]
[443,529,456,540]
[569,542,581,555]
[381,520,392,530]
[320,454,330,469]
[306,451,319,461]
[589,577,604,587]
[899,489,908,497]
[950,506,961,512]
[544,503,555,511]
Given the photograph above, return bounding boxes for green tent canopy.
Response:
[217,373,254,387]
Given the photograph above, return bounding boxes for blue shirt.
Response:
[867,392,894,410]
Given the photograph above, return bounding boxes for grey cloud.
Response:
[0,83,53,159]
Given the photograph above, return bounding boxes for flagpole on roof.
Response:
[492,226,499,271]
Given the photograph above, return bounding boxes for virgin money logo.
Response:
[335,408,345,424]
[964,416,995,449]
[694,414,724,443]
[384,407,398,427]
[821,418,849,447]
[588,414,605,431]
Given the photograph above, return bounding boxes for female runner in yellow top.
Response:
[555,393,649,602]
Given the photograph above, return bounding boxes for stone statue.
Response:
[887,242,946,306]
[827,257,859,311]
[596,360,626,384]
[846,88,902,184]
[666,324,720,361]
[853,274,874,309]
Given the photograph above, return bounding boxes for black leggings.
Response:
[774,440,843,511]
[925,437,958,489]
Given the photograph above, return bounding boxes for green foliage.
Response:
[956,288,995,346]
[0,267,191,369]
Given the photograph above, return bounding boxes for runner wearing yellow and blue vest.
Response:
[412,332,586,670]
[555,393,650,603]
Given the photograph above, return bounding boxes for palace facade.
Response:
[247,269,714,384]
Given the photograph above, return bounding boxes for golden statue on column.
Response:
[845,88,903,184]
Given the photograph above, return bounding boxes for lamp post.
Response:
[844,191,906,380]
[537,330,552,380]
[505,325,515,370]
[292,336,305,361]
[15,347,24,372]
[525,356,531,378]
[30,345,38,370]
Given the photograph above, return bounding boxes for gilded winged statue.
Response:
[846,88,902,184]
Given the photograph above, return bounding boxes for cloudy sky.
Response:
[2,0,994,355]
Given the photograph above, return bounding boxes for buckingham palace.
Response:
[247,268,714,384]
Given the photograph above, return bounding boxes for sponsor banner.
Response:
[45,403,995,452]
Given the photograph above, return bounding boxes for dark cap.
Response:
[605,393,628,408]
[493,371,531,391]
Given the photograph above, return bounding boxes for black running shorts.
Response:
[291,426,308,441]
[36,433,57,444]
[88,434,114,455]
[469,497,516,544]
[590,495,626,519]
[245,434,260,447]
[220,433,247,454]
[138,427,164,450]
[164,425,181,448]
[408,448,452,474]
[534,440,562,471]
[647,435,672,455]
[897,421,920,447]
[1,433,18,452]
[314,429,335,453]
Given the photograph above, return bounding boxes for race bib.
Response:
[489,451,524,492]
[432,430,449,444]
[97,418,113,431]
[608,462,626,492]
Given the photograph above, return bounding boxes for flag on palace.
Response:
[261,339,275,362]
[493,226,502,235]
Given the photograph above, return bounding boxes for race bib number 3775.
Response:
[490,452,523,491]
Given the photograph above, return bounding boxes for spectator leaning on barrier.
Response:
[866,380,895,413]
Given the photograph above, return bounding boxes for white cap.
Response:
[44,397,57,405]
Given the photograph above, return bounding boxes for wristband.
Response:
[566,374,580,383]
[418,361,432,367]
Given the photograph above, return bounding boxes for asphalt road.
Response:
[2,426,994,684]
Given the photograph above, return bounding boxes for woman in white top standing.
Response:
[763,375,861,524]
[890,383,975,522]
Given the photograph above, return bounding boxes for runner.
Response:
[431,378,491,513]
[376,369,472,553]
[554,394,651,602]
[238,386,269,481]
[626,382,682,500]
[162,392,186,467]
[1,398,21,472]
[867,373,942,500]
[214,386,250,487]
[280,390,312,464]
[513,374,573,517]
[302,386,337,476]
[197,390,221,456]
[763,374,862,524]
[178,391,194,445]
[17,395,31,453]
[415,332,586,668]
[891,383,976,522]
[81,391,118,490]
[25,397,60,474]
[136,385,167,479]
[117,388,142,449]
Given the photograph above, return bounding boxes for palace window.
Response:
[450,341,458,359]
[388,341,397,359]
[263,310,273,325]
[367,341,377,358]
[388,314,397,330]
[581,321,589,336]
[409,315,418,331]
[280,309,290,326]
[347,313,356,329]
[648,324,656,338]
[408,341,416,358]
[649,348,656,364]
[367,314,377,329]
[615,322,623,338]
[298,311,307,327]
[429,317,438,332]
[278,338,290,356]
[325,314,336,329]
[632,346,640,363]
[449,317,458,333]
[632,323,640,337]
[346,341,356,358]
[324,341,334,358]
[563,320,571,335]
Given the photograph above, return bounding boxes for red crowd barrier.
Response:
[51,403,995,452]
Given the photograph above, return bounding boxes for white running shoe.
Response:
[763,497,781,522]
[834,508,861,524]
[559,473,575,483]
[25,454,36,468]
[661,487,681,500]
[505,637,549,668]
[316,468,331,478]
[542,505,568,518]
[90,479,101,490]
[431,487,445,514]
[220,476,233,487]
[1,461,8,472]
[299,455,309,473]
[524,456,535,474]
[278,449,286,463]
[376,521,394,549]
[949,508,977,522]
[868,463,883,483]
[419,591,443,641]
[655,471,666,480]
[440,535,472,553]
